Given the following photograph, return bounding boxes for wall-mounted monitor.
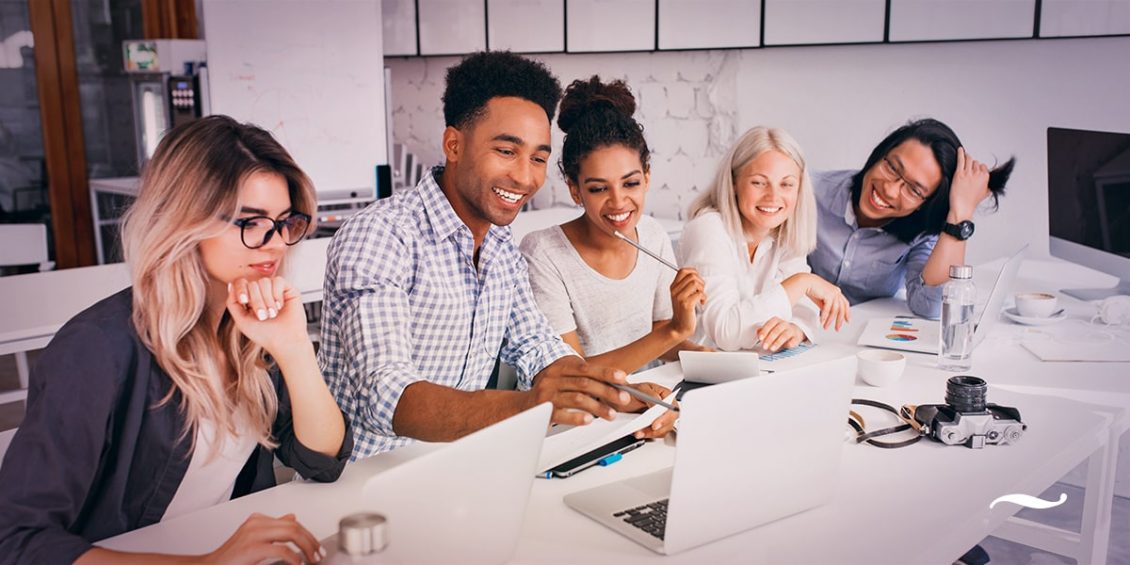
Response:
[1047,127,1130,299]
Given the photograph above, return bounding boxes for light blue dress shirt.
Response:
[808,170,944,319]
[318,167,577,458]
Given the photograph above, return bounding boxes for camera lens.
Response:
[945,375,987,413]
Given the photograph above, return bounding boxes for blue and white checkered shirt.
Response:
[319,167,577,459]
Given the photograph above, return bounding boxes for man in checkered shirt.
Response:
[319,52,663,459]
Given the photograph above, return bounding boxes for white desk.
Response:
[0,237,330,404]
[99,361,1118,564]
[86,254,1130,563]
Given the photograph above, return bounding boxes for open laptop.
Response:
[334,403,551,564]
[857,244,1028,355]
[564,357,855,555]
[678,350,761,384]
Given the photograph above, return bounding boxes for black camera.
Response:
[912,376,1025,449]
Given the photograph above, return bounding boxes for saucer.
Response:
[1003,307,1067,326]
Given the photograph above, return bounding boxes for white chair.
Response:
[0,427,16,471]
[0,224,54,273]
[0,223,53,391]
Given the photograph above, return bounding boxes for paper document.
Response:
[536,394,673,474]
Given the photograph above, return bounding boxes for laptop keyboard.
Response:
[613,499,668,540]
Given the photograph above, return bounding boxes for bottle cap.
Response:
[949,265,973,279]
[339,513,388,556]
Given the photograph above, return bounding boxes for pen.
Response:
[610,382,680,412]
[613,230,680,272]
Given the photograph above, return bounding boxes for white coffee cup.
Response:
[1015,292,1058,318]
[856,349,907,387]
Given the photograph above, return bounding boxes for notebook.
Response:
[330,403,551,564]
[564,357,856,555]
[857,245,1027,355]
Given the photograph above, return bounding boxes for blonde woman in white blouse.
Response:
[678,126,851,352]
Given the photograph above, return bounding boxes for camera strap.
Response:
[847,399,923,449]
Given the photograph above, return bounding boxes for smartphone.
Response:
[545,434,646,478]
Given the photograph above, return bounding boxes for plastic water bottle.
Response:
[939,265,976,371]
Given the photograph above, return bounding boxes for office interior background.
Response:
[1,1,1129,563]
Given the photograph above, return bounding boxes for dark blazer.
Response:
[0,288,353,564]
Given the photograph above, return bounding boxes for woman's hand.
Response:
[948,147,991,221]
[802,276,851,331]
[202,513,324,565]
[756,317,806,352]
[668,268,707,339]
[628,382,678,439]
[226,277,310,358]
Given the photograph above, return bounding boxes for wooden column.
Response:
[27,0,96,268]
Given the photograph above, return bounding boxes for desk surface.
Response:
[83,254,1130,562]
[0,237,329,355]
[99,361,1117,564]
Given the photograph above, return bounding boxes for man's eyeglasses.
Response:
[230,212,311,249]
[878,156,928,203]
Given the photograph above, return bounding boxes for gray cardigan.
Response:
[0,288,352,563]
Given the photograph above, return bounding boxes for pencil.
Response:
[613,230,679,272]
[610,382,680,412]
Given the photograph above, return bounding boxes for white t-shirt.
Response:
[677,211,819,351]
[520,215,676,367]
[162,409,260,521]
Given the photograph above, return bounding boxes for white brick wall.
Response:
[384,50,740,220]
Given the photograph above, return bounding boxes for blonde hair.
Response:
[687,126,817,258]
[120,115,316,452]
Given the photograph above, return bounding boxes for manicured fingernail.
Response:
[614,370,627,382]
[276,300,284,309]
[257,309,267,321]
[227,282,232,292]
[652,422,661,430]
[583,413,594,424]
[319,546,327,558]
[268,307,277,318]
[608,409,618,419]
[239,293,249,304]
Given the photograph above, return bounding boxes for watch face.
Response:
[961,221,975,239]
[947,221,975,239]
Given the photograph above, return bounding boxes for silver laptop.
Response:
[564,357,856,555]
[857,244,1028,355]
[334,403,551,565]
[678,350,760,384]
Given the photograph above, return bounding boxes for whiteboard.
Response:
[890,0,1035,42]
[1040,0,1130,37]
[658,0,760,49]
[419,0,486,55]
[764,0,886,45]
[488,0,565,53]
[567,0,655,52]
[203,0,386,197]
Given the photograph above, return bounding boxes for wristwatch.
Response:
[942,220,975,241]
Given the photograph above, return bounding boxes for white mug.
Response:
[1015,292,1058,318]
[856,349,907,387]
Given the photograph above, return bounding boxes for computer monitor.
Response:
[1047,127,1130,300]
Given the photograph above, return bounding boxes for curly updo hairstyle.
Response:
[442,51,563,130]
[557,76,651,184]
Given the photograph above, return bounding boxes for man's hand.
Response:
[529,356,633,425]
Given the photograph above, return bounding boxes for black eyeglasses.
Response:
[879,156,928,203]
[230,212,311,249]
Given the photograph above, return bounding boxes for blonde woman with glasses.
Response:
[808,118,1015,319]
[679,126,850,353]
[0,115,350,564]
